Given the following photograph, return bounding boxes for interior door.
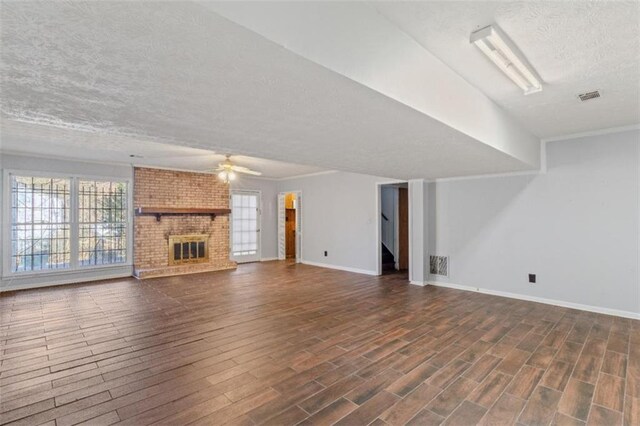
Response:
[285,209,296,258]
[231,190,261,263]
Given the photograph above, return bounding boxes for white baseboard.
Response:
[426,280,640,320]
[300,260,378,276]
[260,257,278,262]
[410,280,426,286]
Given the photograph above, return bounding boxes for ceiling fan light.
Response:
[228,171,237,181]
[218,171,228,181]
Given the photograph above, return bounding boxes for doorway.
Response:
[285,193,296,259]
[230,190,261,263]
[278,191,301,262]
[378,183,409,275]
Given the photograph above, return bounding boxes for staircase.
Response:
[381,244,395,273]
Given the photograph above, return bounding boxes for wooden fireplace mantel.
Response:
[135,207,231,222]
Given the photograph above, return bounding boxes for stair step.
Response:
[382,262,395,272]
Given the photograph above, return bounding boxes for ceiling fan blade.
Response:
[136,153,217,159]
[231,166,262,176]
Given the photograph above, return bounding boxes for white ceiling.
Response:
[0,1,535,180]
[373,1,640,138]
[1,1,638,179]
[0,121,326,179]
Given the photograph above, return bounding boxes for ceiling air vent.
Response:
[578,90,600,102]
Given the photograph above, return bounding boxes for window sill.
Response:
[3,263,133,280]
[1,264,133,292]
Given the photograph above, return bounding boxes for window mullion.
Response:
[70,177,79,270]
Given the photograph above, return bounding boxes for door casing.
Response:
[376,181,411,277]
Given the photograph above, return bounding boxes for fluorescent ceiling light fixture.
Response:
[471,25,542,95]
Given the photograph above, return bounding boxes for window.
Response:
[10,176,71,272]
[78,180,128,266]
[6,174,130,274]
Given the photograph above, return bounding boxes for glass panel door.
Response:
[231,191,261,263]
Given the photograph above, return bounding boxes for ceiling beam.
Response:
[204,1,541,168]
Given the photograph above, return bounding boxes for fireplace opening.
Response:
[168,235,208,265]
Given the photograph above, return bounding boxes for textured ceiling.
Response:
[0,121,326,179]
[374,1,640,138]
[0,1,532,180]
[3,1,635,178]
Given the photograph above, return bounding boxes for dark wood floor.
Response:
[1,261,638,426]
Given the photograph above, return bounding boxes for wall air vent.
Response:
[429,255,449,277]
[578,90,600,102]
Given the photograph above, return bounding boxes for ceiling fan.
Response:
[215,155,262,183]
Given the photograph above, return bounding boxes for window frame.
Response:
[77,178,130,268]
[2,169,133,278]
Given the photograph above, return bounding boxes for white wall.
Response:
[0,153,134,291]
[230,176,278,260]
[0,152,133,179]
[408,179,431,284]
[278,171,397,274]
[272,130,638,318]
[428,130,639,317]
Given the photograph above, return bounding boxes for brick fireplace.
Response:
[133,167,236,279]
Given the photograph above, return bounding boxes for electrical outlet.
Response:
[324,251,328,257]
[528,274,536,283]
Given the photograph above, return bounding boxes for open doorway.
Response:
[285,193,296,259]
[379,183,409,276]
[278,191,301,262]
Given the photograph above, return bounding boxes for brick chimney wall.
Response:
[133,167,236,279]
